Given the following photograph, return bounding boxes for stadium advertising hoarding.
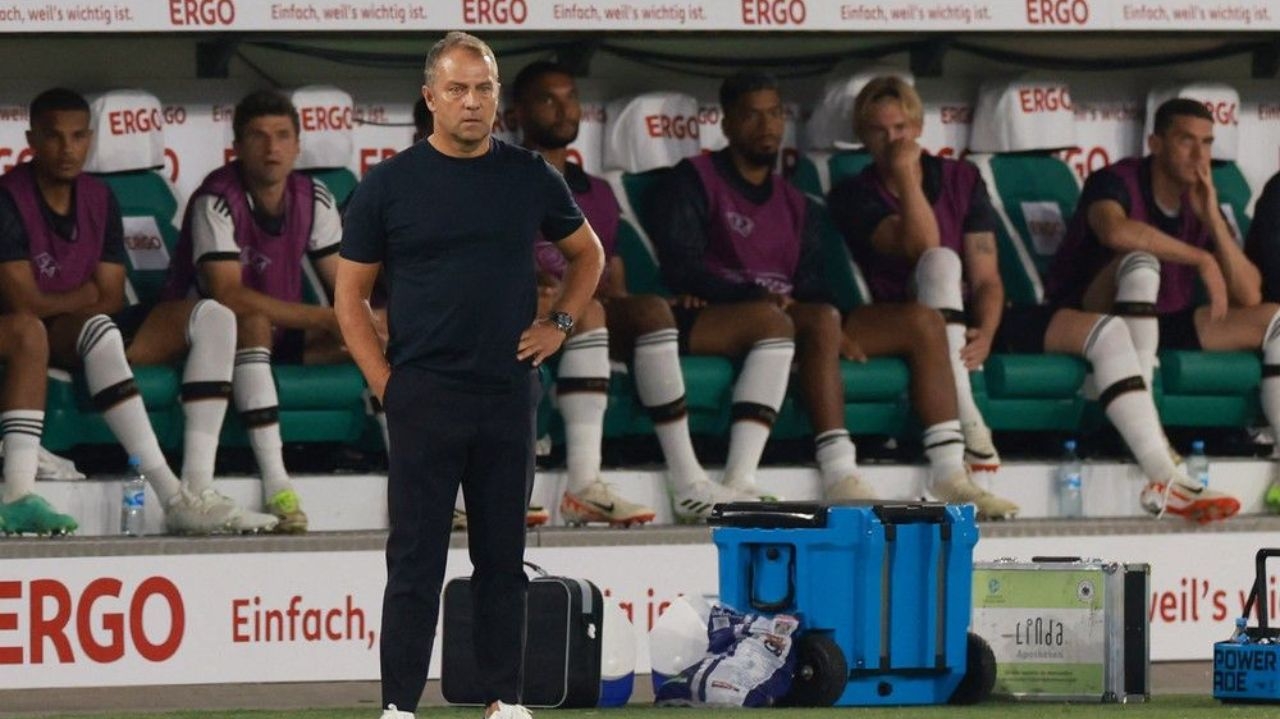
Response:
[0,0,1275,33]
[0,531,1274,688]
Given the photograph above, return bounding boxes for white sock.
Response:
[915,248,985,428]
[557,328,610,494]
[724,338,794,488]
[633,329,707,492]
[1114,252,1161,387]
[1,410,42,502]
[814,428,857,489]
[78,315,181,504]
[1259,309,1280,443]
[233,347,292,499]
[922,419,966,486]
[179,300,235,494]
[1085,316,1177,483]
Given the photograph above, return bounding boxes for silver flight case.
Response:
[971,557,1150,702]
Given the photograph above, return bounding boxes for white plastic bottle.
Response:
[1187,440,1209,489]
[1058,440,1083,519]
[120,456,146,536]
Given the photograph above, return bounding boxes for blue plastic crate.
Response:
[710,502,981,706]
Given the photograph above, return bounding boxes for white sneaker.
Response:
[487,701,533,718]
[560,480,656,527]
[0,441,87,480]
[228,504,281,533]
[825,474,878,501]
[929,468,1019,520]
[672,479,742,523]
[37,446,86,480]
[723,479,780,502]
[192,489,279,533]
[380,705,414,718]
[164,488,238,535]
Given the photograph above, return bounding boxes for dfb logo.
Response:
[741,0,806,25]
[300,106,354,133]
[125,233,163,251]
[940,106,973,125]
[168,0,236,26]
[1025,0,1089,25]
[0,147,33,173]
[107,107,163,136]
[644,114,699,140]
[462,0,527,24]
[0,577,185,664]
[1202,101,1238,126]
[1018,87,1072,114]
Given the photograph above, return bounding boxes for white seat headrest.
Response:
[604,93,700,173]
[290,85,354,170]
[969,78,1077,153]
[85,89,166,174]
[805,66,914,151]
[1143,83,1239,161]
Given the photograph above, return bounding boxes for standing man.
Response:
[336,32,603,719]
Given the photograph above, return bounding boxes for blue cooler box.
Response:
[710,501,982,706]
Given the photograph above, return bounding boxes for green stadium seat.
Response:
[1213,161,1253,242]
[970,153,1077,307]
[826,149,873,190]
[1156,350,1261,428]
[965,79,1097,431]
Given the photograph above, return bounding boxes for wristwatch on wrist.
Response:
[547,311,575,335]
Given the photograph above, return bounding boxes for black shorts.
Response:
[1158,308,1202,351]
[273,328,307,364]
[110,302,153,348]
[992,304,1056,354]
[672,306,702,355]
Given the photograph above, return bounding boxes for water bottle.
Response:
[1233,617,1251,644]
[1058,440,1083,518]
[121,456,146,537]
[1188,440,1210,489]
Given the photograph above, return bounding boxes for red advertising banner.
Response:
[0,0,1274,32]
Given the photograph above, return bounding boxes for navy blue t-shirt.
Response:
[341,138,584,391]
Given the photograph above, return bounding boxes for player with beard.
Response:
[0,88,277,534]
[515,60,742,524]
[1044,97,1257,522]
[648,71,1013,515]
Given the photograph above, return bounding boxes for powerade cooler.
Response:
[1214,548,1280,703]
[710,501,990,706]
